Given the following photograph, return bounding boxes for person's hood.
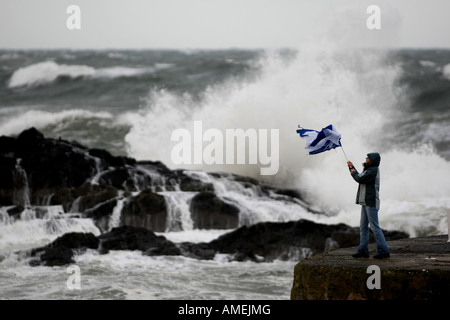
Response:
[366,152,381,167]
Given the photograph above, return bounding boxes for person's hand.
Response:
[347,161,355,173]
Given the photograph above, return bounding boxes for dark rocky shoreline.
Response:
[1,128,409,266]
[0,127,316,232]
[29,220,408,266]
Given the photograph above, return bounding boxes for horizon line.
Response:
[1,45,450,51]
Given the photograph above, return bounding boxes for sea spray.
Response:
[119,46,450,237]
[183,171,318,226]
[123,48,399,194]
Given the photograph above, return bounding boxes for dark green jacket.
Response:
[350,152,381,210]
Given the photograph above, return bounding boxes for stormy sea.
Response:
[0,46,449,300]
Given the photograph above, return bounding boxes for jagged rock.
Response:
[50,231,99,249]
[143,245,181,256]
[71,184,119,212]
[120,189,167,232]
[177,174,215,193]
[5,205,23,220]
[0,146,16,205]
[84,198,119,232]
[97,167,146,191]
[0,128,221,231]
[36,246,74,267]
[42,183,119,214]
[24,218,410,266]
[88,148,136,168]
[178,242,216,260]
[98,225,180,256]
[16,128,97,191]
[206,219,409,262]
[28,227,180,265]
[189,192,240,229]
[0,128,320,235]
[30,232,99,266]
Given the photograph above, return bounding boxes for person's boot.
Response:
[373,253,390,259]
[352,252,369,258]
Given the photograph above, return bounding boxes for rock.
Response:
[88,148,136,168]
[30,232,99,266]
[0,128,320,235]
[98,225,180,256]
[0,151,16,206]
[17,127,45,142]
[143,245,181,256]
[291,235,450,300]
[206,219,408,262]
[189,192,240,229]
[46,183,119,213]
[177,174,214,193]
[5,205,23,220]
[0,135,17,154]
[71,184,119,212]
[24,218,411,267]
[28,227,181,265]
[0,128,221,232]
[178,242,216,260]
[49,232,99,249]
[120,189,167,232]
[38,246,75,267]
[83,198,119,232]
[16,128,97,192]
[97,167,146,191]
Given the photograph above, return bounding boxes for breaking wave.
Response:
[7,61,168,88]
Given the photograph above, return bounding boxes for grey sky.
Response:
[1,0,449,49]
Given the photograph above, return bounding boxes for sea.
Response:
[0,46,450,300]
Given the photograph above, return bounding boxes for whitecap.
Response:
[443,63,450,80]
[8,61,95,88]
[7,61,161,89]
[0,109,113,136]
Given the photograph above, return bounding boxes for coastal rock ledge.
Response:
[291,235,450,300]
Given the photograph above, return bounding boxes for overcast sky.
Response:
[1,0,449,49]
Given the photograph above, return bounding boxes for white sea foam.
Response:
[183,170,318,226]
[68,249,294,300]
[94,66,155,79]
[419,60,436,68]
[0,212,100,254]
[156,229,230,243]
[8,61,95,88]
[120,45,450,236]
[0,109,114,136]
[7,61,162,88]
[443,63,450,80]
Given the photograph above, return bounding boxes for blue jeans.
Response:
[357,205,390,256]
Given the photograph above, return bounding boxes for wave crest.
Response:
[8,61,164,88]
[8,61,95,88]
